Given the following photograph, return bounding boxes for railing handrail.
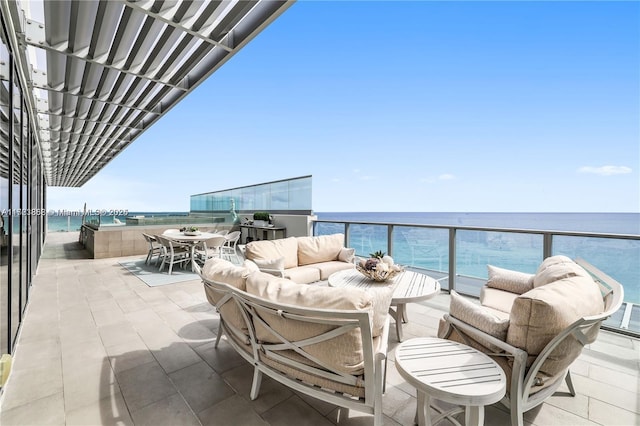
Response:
[312,219,640,240]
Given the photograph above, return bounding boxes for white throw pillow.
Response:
[338,247,356,263]
[253,256,285,271]
[449,290,509,352]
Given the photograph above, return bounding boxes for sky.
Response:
[47,1,640,213]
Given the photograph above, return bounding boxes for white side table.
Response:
[395,337,506,426]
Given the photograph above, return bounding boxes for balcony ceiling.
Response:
[21,0,294,187]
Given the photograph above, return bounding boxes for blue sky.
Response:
[48,1,640,213]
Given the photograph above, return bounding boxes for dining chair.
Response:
[194,236,227,264]
[155,234,191,274]
[142,233,162,265]
[222,230,241,263]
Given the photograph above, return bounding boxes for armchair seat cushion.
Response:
[449,290,510,351]
[480,286,520,314]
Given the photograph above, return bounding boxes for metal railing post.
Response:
[449,228,456,292]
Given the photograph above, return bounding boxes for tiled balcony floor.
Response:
[0,232,638,425]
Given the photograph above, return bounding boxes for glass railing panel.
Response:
[392,225,449,274]
[314,222,345,237]
[456,230,543,297]
[348,224,388,258]
[553,235,640,306]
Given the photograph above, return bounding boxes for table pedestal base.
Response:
[415,391,485,426]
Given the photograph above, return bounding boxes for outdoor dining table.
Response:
[164,231,220,272]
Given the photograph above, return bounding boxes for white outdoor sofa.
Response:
[243,233,356,284]
[196,258,393,426]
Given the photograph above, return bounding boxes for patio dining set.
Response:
[142,229,241,274]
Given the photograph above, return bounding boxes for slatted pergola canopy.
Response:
[15,0,294,186]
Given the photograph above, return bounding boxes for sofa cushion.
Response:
[533,255,589,288]
[449,290,509,352]
[200,258,251,339]
[297,234,344,266]
[487,265,534,294]
[507,274,604,377]
[245,237,299,269]
[243,259,260,273]
[311,260,355,281]
[202,258,249,291]
[283,266,322,284]
[245,271,373,374]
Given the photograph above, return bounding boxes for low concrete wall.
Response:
[81,215,317,259]
[81,223,235,259]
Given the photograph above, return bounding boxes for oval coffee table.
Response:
[395,337,506,426]
[328,268,440,342]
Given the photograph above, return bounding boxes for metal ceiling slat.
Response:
[125,0,233,52]
[16,0,296,186]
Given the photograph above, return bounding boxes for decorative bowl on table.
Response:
[181,227,200,236]
[356,254,403,282]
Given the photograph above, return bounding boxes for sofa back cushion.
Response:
[201,258,252,339]
[297,234,345,266]
[245,237,299,269]
[507,273,604,378]
[245,271,373,375]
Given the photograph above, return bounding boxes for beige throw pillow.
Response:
[449,290,509,352]
[338,247,356,263]
[487,264,534,294]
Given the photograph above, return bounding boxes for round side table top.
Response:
[395,337,506,406]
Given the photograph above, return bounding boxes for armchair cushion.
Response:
[507,275,604,376]
[487,264,534,294]
[449,290,510,352]
[533,255,589,288]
